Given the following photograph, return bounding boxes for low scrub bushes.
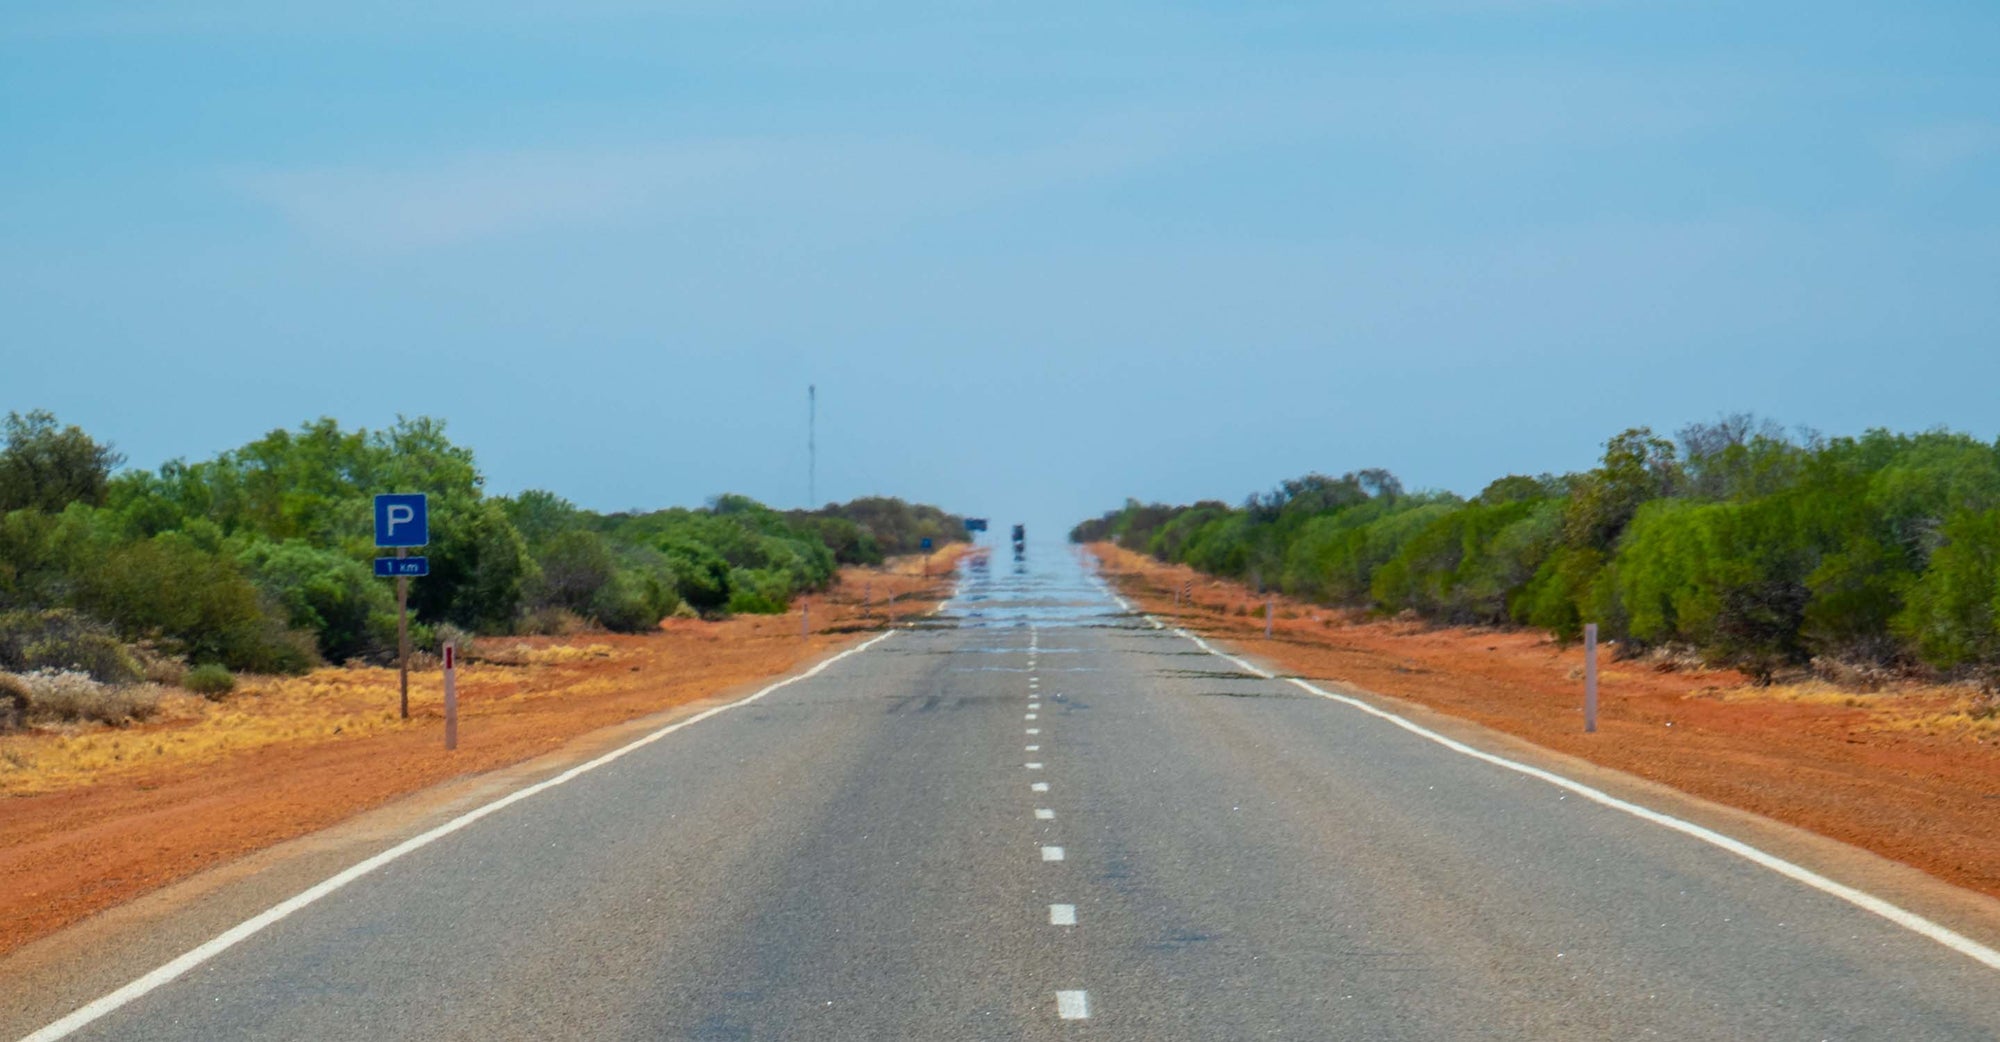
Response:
[0,609,143,683]
[182,663,236,698]
[1074,419,2000,685]
[14,669,161,726]
[1,411,964,675]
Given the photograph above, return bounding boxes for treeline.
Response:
[0,411,964,684]
[1073,418,2000,685]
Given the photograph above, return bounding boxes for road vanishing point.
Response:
[8,545,2000,1040]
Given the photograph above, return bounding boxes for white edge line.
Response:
[19,629,902,1042]
[1161,623,2000,974]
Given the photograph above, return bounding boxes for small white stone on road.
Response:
[1056,990,1090,1019]
[1050,904,1077,925]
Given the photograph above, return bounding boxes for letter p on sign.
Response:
[374,493,430,548]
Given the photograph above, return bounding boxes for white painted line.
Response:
[1026,762,1044,770]
[1035,808,1055,820]
[16,629,906,1042]
[1162,624,2000,974]
[1025,713,1037,720]
[1028,703,1040,710]
[1025,727,1040,735]
[1050,903,1077,925]
[1026,744,1040,751]
[1042,846,1066,861]
[1056,990,1091,1019]
[1032,782,1050,793]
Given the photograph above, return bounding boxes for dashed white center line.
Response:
[1025,727,1041,735]
[1026,744,1040,751]
[1041,846,1066,862]
[1026,762,1044,770]
[1056,990,1091,1019]
[1032,782,1049,792]
[1028,702,1040,710]
[1026,713,1037,720]
[1050,904,1077,925]
[1035,808,1055,820]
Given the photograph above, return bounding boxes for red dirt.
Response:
[1092,544,2000,901]
[0,554,965,957]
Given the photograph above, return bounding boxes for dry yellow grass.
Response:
[1706,678,2000,740]
[0,645,642,797]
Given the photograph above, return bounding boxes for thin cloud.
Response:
[231,129,1179,252]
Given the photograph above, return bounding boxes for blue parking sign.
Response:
[374,493,429,548]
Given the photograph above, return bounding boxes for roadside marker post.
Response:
[373,493,430,722]
[1266,595,1275,640]
[921,536,933,578]
[442,643,458,750]
[1584,622,1600,733]
[802,602,810,640]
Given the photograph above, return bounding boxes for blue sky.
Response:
[5,2,1998,533]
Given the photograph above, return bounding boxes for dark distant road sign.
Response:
[964,518,989,532]
[374,493,429,548]
[375,556,430,578]
[920,537,934,551]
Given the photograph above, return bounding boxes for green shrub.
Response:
[236,538,394,663]
[1895,508,2000,675]
[725,568,792,614]
[183,663,236,698]
[71,532,317,674]
[0,609,143,683]
[659,536,732,613]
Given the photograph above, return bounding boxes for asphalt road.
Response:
[15,545,2000,1040]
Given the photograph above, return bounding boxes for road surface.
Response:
[11,544,2000,1040]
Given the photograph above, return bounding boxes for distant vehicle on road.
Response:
[1012,524,1026,556]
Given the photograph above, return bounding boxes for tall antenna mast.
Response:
[808,384,817,508]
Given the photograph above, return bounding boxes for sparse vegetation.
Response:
[182,664,236,698]
[0,410,964,728]
[1075,418,2000,686]
[14,670,161,726]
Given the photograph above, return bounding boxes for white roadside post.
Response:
[802,602,810,640]
[1584,622,1599,733]
[443,643,458,750]
[1266,594,1275,639]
